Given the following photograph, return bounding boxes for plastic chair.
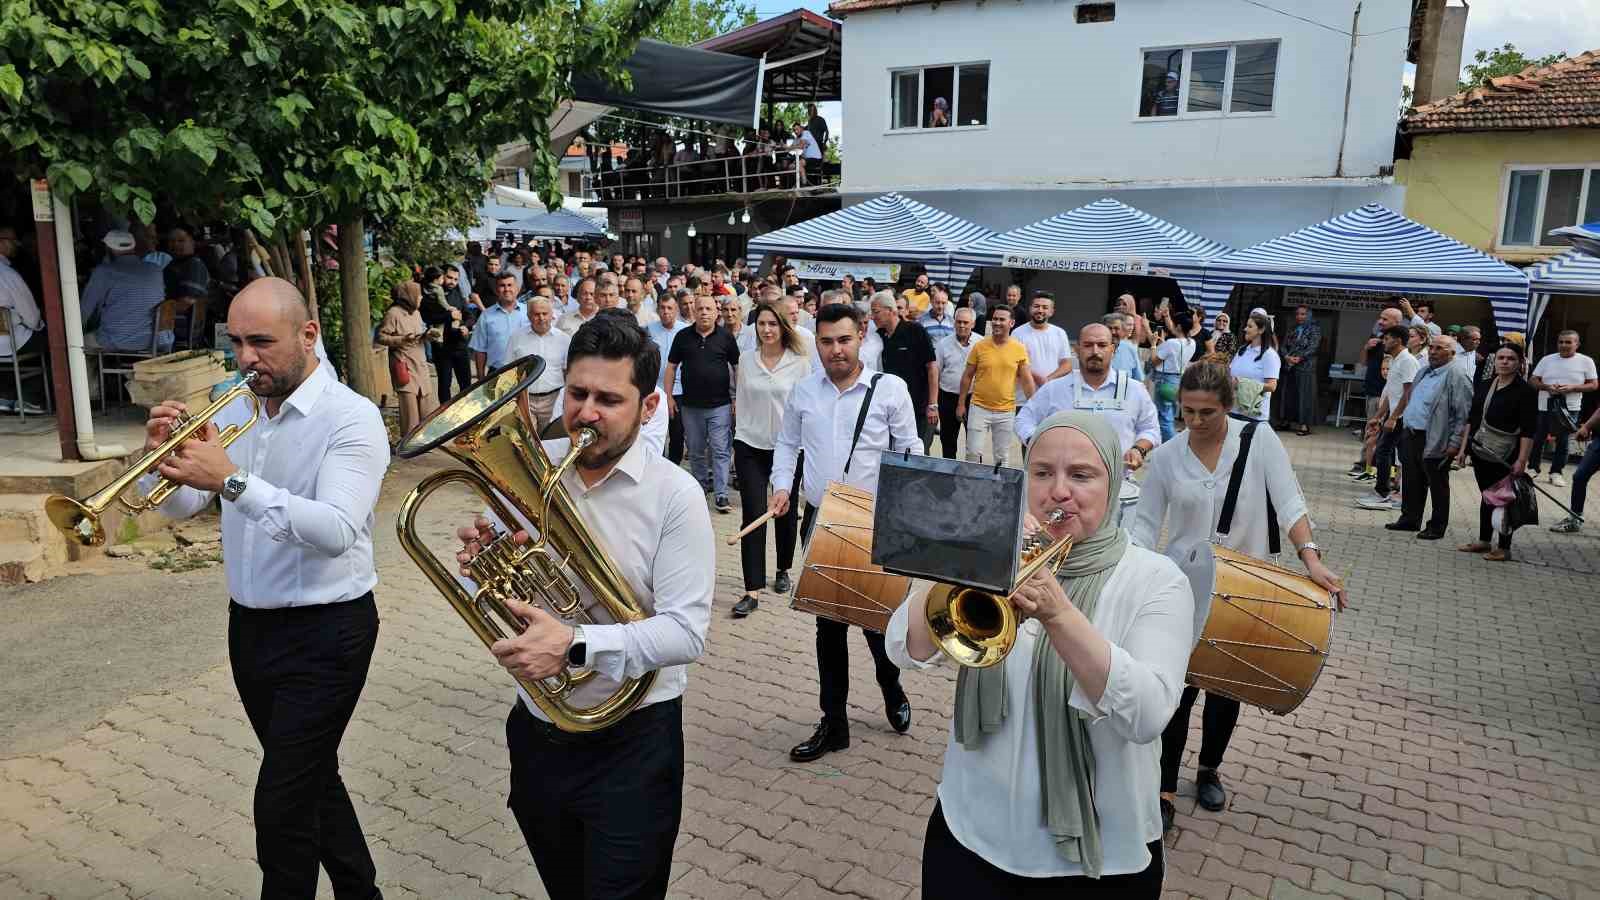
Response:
[0,307,52,419]
[90,299,177,411]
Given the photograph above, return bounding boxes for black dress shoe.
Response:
[1416,528,1446,541]
[772,570,792,594]
[1196,769,1227,812]
[1160,798,1176,834]
[885,696,912,734]
[1384,520,1422,532]
[732,594,758,618]
[790,720,849,762]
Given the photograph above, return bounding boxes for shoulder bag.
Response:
[1468,380,1518,463]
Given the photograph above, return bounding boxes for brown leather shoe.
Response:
[1457,541,1490,553]
[1484,547,1510,562]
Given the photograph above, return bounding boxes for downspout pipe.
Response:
[54,191,129,461]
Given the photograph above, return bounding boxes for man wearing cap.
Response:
[81,229,168,352]
[1152,72,1181,116]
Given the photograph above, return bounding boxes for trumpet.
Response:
[45,373,261,547]
[924,509,1075,668]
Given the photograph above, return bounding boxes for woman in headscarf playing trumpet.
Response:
[886,411,1194,897]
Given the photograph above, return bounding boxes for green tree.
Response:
[0,0,669,398]
[1458,43,1567,91]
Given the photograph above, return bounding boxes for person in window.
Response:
[928,96,951,128]
[806,102,830,150]
[1151,72,1180,117]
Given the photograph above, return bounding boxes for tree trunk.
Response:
[288,228,318,323]
[268,233,292,283]
[337,212,377,400]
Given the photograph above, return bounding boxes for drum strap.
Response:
[843,373,885,476]
[1217,416,1281,555]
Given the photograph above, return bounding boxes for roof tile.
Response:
[1404,49,1600,134]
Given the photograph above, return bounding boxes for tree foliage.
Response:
[0,0,669,396]
[1458,43,1567,91]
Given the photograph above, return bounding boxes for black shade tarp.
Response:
[572,39,761,128]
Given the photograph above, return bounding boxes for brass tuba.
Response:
[924,510,1075,668]
[395,356,655,733]
[46,372,261,546]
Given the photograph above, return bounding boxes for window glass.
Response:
[893,71,920,129]
[1230,42,1278,112]
[1502,170,1542,245]
[1540,169,1585,243]
[1187,49,1228,113]
[1585,170,1600,227]
[923,66,955,127]
[1142,50,1182,117]
[957,64,989,126]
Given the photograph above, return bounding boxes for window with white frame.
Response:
[889,63,990,130]
[1500,165,1600,248]
[1139,41,1279,118]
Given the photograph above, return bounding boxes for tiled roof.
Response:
[1404,50,1600,134]
[828,0,934,16]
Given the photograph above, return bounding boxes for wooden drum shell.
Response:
[792,482,910,633]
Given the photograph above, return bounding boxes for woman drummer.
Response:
[887,411,1194,896]
[1131,356,1346,833]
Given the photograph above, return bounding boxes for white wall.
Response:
[839,0,1409,193]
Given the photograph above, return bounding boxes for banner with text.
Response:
[1282,286,1436,315]
[999,252,1165,277]
[791,259,902,282]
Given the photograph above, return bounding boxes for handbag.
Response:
[1468,380,1518,463]
[390,354,412,387]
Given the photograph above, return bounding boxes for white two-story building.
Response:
[830,0,1412,308]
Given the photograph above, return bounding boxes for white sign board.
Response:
[790,259,902,282]
[1000,252,1150,276]
[31,180,52,222]
[617,208,644,233]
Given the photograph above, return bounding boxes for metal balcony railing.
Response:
[584,148,840,202]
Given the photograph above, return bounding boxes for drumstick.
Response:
[727,511,777,545]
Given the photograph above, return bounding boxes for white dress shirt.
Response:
[1014,371,1160,453]
[935,333,977,394]
[734,347,812,450]
[550,386,668,457]
[0,256,41,359]
[1131,416,1308,640]
[492,434,714,721]
[734,325,758,355]
[141,361,390,607]
[556,308,597,336]
[503,325,570,393]
[771,366,922,508]
[886,547,1193,877]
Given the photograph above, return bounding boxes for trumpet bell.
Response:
[45,495,103,547]
[924,584,1018,668]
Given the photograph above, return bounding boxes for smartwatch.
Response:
[566,625,587,667]
[221,470,249,503]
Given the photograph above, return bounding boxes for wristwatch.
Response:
[220,470,249,503]
[1295,541,1324,561]
[566,625,588,667]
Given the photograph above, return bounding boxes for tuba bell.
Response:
[924,510,1075,668]
[395,356,655,733]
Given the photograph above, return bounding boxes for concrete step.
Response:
[0,540,46,584]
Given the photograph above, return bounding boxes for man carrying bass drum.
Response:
[455,313,714,900]
[1131,357,1346,835]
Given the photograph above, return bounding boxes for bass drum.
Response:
[792,482,911,633]
[1187,545,1335,715]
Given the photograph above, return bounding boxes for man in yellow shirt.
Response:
[956,304,1033,466]
[901,273,932,317]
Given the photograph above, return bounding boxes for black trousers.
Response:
[506,698,684,900]
[1373,426,1402,495]
[1472,458,1515,549]
[732,440,800,592]
[922,801,1164,899]
[666,406,685,465]
[228,595,381,900]
[434,345,472,402]
[1159,686,1240,793]
[937,389,964,459]
[1530,409,1572,474]
[800,502,905,724]
[1399,428,1450,531]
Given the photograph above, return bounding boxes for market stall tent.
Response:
[745,192,993,283]
[1199,204,1532,332]
[1528,248,1600,337]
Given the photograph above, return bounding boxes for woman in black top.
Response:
[1457,342,1537,561]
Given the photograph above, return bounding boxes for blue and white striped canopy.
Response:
[947,198,1233,306]
[1550,222,1600,258]
[1200,204,1531,331]
[497,208,607,240]
[1527,248,1600,335]
[745,193,993,284]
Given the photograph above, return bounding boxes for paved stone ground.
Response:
[3,430,1600,899]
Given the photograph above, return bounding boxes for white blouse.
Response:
[1230,346,1282,384]
[1130,416,1309,641]
[885,547,1193,878]
[734,347,811,450]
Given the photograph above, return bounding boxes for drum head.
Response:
[1179,542,1217,642]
